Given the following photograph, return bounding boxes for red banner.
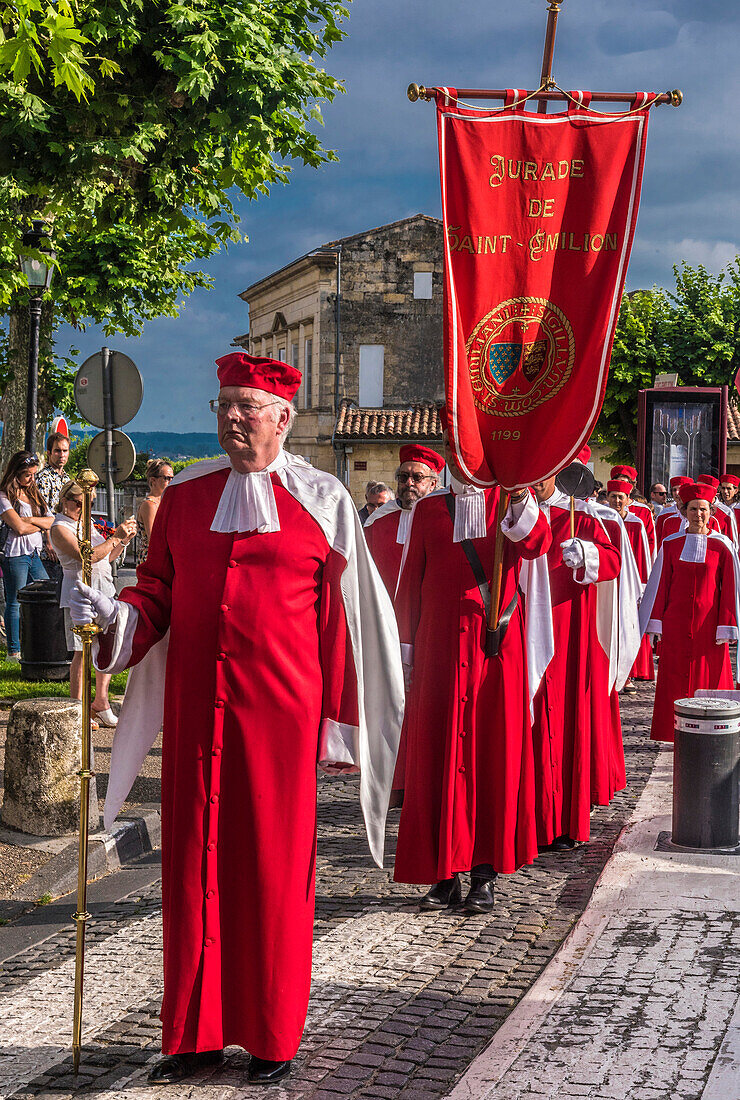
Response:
[437,88,652,489]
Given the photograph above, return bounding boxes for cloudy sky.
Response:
[60,0,739,432]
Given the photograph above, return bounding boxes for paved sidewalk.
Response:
[449,748,740,1100]
[0,688,670,1099]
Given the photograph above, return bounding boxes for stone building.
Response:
[234,214,444,500]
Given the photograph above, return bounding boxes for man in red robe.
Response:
[607,479,654,685]
[364,444,445,595]
[610,464,655,559]
[640,482,740,742]
[530,469,621,850]
[393,449,552,913]
[720,473,740,508]
[697,474,738,548]
[71,353,404,1086]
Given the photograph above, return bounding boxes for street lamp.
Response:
[18,220,55,452]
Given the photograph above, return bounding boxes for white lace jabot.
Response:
[449,476,487,542]
[210,450,288,534]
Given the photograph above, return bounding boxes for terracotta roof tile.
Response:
[334,400,443,440]
[728,400,740,442]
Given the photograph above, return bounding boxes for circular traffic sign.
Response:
[86,430,137,485]
[74,350,143,429]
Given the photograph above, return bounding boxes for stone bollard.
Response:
[1,699,100,837]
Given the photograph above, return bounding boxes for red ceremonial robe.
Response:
[532,496,621,845]
[629,501,656,559]
[641,531,739,742]
[364,500,410,791]
[107,470,362,1060]
[364,502,405,596]
[714,502,738,548]
[624,512,654,681]
[592,513,632,802]
[393,489,552,882]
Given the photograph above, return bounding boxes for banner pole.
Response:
[537,1,563,113]
[489,490,510,633]
[71,468,100,1074]
[570,495,576,538]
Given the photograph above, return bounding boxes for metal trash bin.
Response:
[18,579,72,682]
[673,698,740,850]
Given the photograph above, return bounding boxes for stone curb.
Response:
[8,806,161,907]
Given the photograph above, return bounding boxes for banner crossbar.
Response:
[408,85,683,109]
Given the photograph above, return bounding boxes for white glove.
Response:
[560,538,586,570]
[69,580,118,630]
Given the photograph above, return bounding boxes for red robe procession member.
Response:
[364,445,446,596]
[623,510,654,681]
[393,486,552,884]
[85,354,404,1069]
[655,478,692,548]
[640,483,740,743]
[611,465,655,558]
[531,489,621,846]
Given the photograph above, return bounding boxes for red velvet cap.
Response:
[610,464,637,482]
[697,474,719,489]
[679,483,716,504]
[607,480,633,495]
[670,476,692,489]
[721,474,740,487]
[399,444,445,472]
[216,352,301,400]
[577,444,591,465]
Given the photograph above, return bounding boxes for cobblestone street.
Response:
[1,685,736,1100]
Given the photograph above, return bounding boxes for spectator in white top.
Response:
[0,451,54,659]
[50,481,136,725]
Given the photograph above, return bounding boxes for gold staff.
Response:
[71,468,100,1074]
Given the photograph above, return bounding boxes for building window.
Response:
[359,345,384,407]
[414,272,433,299]
[304,338,313,408]
[278,347,286,362]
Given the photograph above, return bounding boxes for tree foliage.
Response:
[593,257,740,460]
[0,0,349,460]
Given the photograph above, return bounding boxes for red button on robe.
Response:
[114,470,361,1061]
[393,489,551,883]
[532,499,621,846]
[641,532,739,742]
[624,512,655,682]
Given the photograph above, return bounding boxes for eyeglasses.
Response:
[209,399,281,417]
[397,472,433,485]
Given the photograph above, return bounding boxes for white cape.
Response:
[100,452,405,867]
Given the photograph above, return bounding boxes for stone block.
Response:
[1,698,99,836]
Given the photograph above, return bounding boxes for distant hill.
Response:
[70,430,220,459]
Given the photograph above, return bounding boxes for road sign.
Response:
[50,415,68,437]
[74,350,142,429]
[86,429,136,485]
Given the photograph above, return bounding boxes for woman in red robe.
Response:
[640,482,740,743]
[393,479,551,910]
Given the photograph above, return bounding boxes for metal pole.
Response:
[71,468,100,1074]
[407,85,682,107]
[101,347,116,524]
[25,296,42,453]
[334,248,343,479]
[537,1,563,113]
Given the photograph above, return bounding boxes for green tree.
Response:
[593,257,740,460]
[0,0,348,463]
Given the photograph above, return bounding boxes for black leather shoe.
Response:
[551,834,577,851]
[147,1050,224,1084]
[418,874,462,910]
[464,874,497,913]
[248,1056,292,1084]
